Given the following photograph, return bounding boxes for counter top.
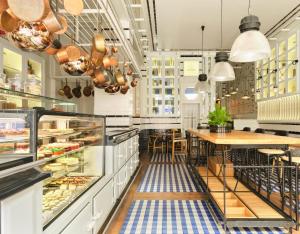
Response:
[188,129,300,145]
[0,168,50,200]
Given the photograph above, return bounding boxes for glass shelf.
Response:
[0,88,77,112]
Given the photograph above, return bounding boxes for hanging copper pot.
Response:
[72,80,82,98]
[115,70,126,86]
[42,9,63,33]
[102,55,110,69]
[57,80,65,96]
[62,49,90,76]
[111,46,118,53]
[9,21,53,51]
[93,68,109,85]
[92,33,106,53]
[63,0,83,16]
[7,0,50,22]
[90,46,104,68]
[109,56,118,67]
[45,39,62,55]
[63,79,71,96]
[54,15,68,35]
[127,68,133,76]
[83,80,92,97]
[0,0,8,12]
[55,45,81,64]
[120,82,129,94]
[131,78,138,87]
[0,8,18,32]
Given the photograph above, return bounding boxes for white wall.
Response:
[233,119,259,131]
[94,88,133,116]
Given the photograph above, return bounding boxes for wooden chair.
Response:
[153,135,164,154]
[171,129,187,164]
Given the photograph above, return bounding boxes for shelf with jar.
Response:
[147,53,180,116]
[256,31,299,101]
[0,87,77,112]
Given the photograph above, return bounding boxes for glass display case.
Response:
[256,32,298,100]
[0,87,77,112]
[0,110,105,227]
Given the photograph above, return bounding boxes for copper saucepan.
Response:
[102,55,111,69]
[0,0,8,12]
[109,55,118,67]
[115,70,126,86]
[42,9,62,33]
[90,47,104,68]
[0,8,18,32]
[92,33,106,53]
[7,0,50,22]
[54,15,68,35]
[55,45,81,64]
[45,39,62,55]
[120,82,129,94]
[93,68,109,85]
[131,78,138,87]
[63,0,83,16]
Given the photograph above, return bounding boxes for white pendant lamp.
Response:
[229,1,271,62]
[195,25,210,93]
[210,0,235,82]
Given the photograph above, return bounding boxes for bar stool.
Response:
[171,129,187,164]
[153,134,164,154]
[257,130,288,198]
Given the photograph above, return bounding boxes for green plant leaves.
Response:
[208,105,231,127]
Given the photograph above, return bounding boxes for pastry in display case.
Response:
[0,109,105,228]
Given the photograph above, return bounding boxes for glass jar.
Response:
[8,74,22,91]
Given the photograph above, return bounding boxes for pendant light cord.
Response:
[201,25,205,71]
[220,0,223,50]
[248,0,251,15]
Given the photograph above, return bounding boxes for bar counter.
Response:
[188,128,300,231]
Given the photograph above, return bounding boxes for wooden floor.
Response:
[103,153,207,234]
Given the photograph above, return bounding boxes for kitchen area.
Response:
[0,0,300,234]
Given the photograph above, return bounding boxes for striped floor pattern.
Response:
[150,153,185,163]
[120,200,286,234]
[138,164,202,192]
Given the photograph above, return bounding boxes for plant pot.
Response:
[209,125,231,133]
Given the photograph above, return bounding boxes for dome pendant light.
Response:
[195,25,210,93]
[210,0,235,82]
[229,0,271,62]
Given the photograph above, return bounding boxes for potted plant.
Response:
[208,105,232,133]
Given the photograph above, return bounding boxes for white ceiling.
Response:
[155,0,300,50]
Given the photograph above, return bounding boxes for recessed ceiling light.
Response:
[140,38,148,41]
[281,28,290,32]
[134,18,145,22]
[295,16,300,20]
[138,29,146,33]
[268,37,277,41]
[130,4,142,8]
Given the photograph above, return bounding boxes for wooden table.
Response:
[188,129,300,230]
[188,129,300,145]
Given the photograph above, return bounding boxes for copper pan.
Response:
[45,39,62,55]
[63,0,83,16]
[92,33,106,53]
[55,45,81,64]
[120,83,129,94]
[115,70,126,86]
[54,15,68,35]
[131,78,138,87]
[93,68,109,85]
[109,56,118,67]
[90,46,104,68]
[127,68,133,76]
[42,9,62,33]
[111,46,118,53]
[0,0,8,12]
[0,8,18,32]
[102,55,110,69]
[7,0,50,22]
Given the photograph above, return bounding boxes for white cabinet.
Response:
[1,182,43,234]
[61,203,93,234]
[93,180,115,234]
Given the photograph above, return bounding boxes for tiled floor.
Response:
[108,152,288,234]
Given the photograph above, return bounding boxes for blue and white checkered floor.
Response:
[138,163,203,192]
[120,200,286,234]
[118,153,287,234]
[151,153,185,163]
